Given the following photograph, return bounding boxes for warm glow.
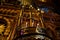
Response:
[40,0,46,2]
[30,5,32,7]
[41,10,44,13]
[0,24,5,34]
[37,8,40,11]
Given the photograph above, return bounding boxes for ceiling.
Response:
[1,0,60,14]
[32,0,60,14]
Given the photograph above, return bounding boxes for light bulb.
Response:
[37,8,40,11]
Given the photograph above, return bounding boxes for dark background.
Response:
[0,0,60,14]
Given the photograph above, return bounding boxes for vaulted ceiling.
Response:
[1,0,60,14]
[32,0,60,14]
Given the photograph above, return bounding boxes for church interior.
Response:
[0,0,60,40]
